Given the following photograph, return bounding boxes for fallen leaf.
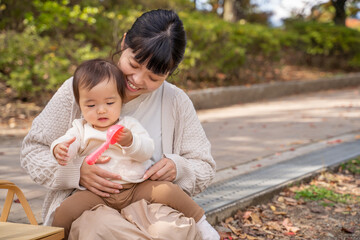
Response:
[244,234,258,240]
[341,226,355,234]
[270,205,276,211]
[282,218,300,233]
[327,139,342,144]
[335,207,348,213]
[310,206,324,214]
[243,211,252,219]
[284,232,296,236]
[14,199,20,203]
[267,221,282,232]
[289,141,304,145]
[227,224,241,235]
[225,217,234,224]
[251,212,262,225]
[274,211,287,215]
[218,231,232,240]
[283,197,297,205]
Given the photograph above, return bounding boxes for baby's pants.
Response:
[52,180,204,239]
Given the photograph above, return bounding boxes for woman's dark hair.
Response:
[112,9,187,75]
[73,58,126,104]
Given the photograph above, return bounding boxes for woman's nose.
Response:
[132,71,145,85]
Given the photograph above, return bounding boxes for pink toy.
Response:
[86,125,124,165]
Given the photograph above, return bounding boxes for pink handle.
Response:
[85,142,109,165]
[86,124,124,165]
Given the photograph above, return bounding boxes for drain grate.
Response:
[194,140,360,213]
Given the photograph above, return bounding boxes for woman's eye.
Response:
[107,102,114,105]
[129,62,139,69]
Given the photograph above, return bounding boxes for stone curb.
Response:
[188,72,360,110]
[203,140,360,225]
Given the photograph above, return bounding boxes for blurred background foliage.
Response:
[0,0,360,103]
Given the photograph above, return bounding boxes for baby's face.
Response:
[79,78,122,131]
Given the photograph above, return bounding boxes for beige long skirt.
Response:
[69,199,201,240]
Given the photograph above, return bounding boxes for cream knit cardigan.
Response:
[20,78,216,225]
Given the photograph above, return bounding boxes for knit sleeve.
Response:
[20,78,81,190]
[165,90,216,196]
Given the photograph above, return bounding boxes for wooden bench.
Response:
[0,180,64,239]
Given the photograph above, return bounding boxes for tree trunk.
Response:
[223,0,237,22]
[331,0,347,26]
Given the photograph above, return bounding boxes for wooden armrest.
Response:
[0,180,38,225]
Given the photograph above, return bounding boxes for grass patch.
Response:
[295,185,353,205]
[340,158,360,175]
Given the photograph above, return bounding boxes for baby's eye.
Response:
[107,102,114,105]
[87,105,95,108]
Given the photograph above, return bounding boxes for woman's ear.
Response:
[121,33,127,50]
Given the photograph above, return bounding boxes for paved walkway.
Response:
[1,86,360,224]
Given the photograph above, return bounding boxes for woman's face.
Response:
[118,48,169,102]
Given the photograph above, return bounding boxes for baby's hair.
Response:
[72,58,126,105]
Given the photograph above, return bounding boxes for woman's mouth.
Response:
[126,79,140,92]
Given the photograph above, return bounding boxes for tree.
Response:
[223,0,237,22]
[330,0,360,25]
[222,0,271,24]
[309,0,360,26]
[332,0,347,25]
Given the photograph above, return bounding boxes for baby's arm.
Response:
[53,137,76,166]
[118,117,154,162]
[50,121,82,166]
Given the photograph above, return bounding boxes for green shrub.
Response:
[0,28,109,100]
[283,20,360,68]
[178,11,282,86]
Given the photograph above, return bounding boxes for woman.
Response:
[21,9,217,239]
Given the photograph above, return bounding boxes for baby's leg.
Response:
[132,180,204,222]
[52,190,106,240]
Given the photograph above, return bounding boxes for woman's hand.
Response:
[80,156,123,197]
[143,158,177,181]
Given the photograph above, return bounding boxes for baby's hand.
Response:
[116,127,133,147]
[53,137,76,166]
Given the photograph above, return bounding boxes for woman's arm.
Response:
[20,78,81,190]
[168,90,216,196]
[144,87,216,196]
